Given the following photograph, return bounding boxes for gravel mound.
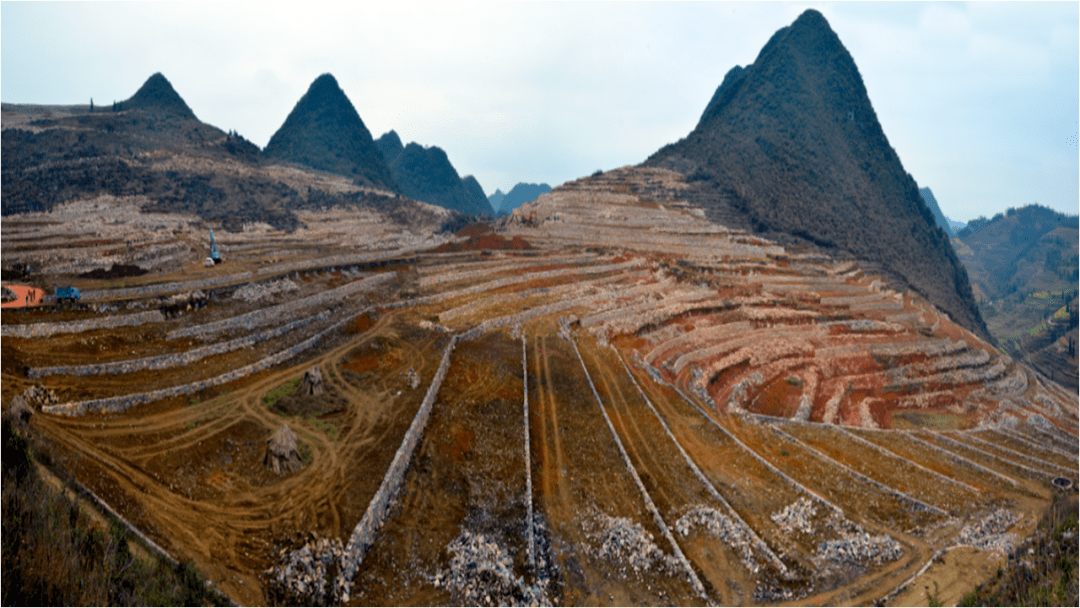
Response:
[771,497,816,535]
[232,278,299,303]
[264,535,352,605]
[581,509,679,577]
[816,531,903,566]
[676,505,759,572]
[958,509,1019,554]
[432,529,543,606]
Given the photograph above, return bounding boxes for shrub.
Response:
[1,417,229,606]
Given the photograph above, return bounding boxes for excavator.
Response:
[204,229,223,266]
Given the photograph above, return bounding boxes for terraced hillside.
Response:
[3,165,1075,606]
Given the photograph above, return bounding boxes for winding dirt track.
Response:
[33,310,446,604]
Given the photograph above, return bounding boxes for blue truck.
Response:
[55,286,81,304]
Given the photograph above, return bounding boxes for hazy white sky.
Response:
[2,1,1077,221]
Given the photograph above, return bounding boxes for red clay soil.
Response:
[437,223,533,252]
[1,284,46,309]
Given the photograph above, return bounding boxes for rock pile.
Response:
[958,509,1019,554]
[675,505,759,572]
[581,509,679,577]
[405,368,421,389]
[754,582,795,602]
[816,531,903,566]
[771,497,817,535]
[264,535,351,605]
[232,278,299,303]
[22,385,59,408]
[432,529,542,606]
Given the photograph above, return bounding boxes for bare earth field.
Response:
[3,166,1077,606]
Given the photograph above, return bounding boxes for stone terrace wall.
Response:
[29,312,328,379]
[342,335,458,581]
[167,273,394,340]
[2,310,165,339]
[41,309,363,417]
[417,254,598,288]
[80,271,254,301]
[256,249,416,276]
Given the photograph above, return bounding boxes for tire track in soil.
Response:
[577,340,744,605]
[624,363,940,604]
[31,310,447,605]
[348,333,527,606]
[530,331,701,606]
[535,335,567,512]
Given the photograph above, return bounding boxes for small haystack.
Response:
[301,365,324,396]
[265,424,303,474]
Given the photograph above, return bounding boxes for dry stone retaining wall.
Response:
[2,310,165,339]
[769,425,947,517]
[570,337,708,600]
[418,254,597,287]
[29,312,327,379]
[521,335,536,573]
[79,271,254,301]
[666,382,847,517]
[256,249,416,276]
[341,335,458,582]
[167,273,393,340]
[41,309,361,417]
[616,349,786,575]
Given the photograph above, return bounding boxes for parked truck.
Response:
[55,286,81,304]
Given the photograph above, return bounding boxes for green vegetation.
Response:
[2,417,227,606]
[306,415,338,440]
[925,581,943,607]
[262,377,301,409]
[958,492,1078,607]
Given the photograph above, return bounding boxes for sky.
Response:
[2,1,1077,222]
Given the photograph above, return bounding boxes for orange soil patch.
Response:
[435,233,533,252]
[444,424,476,461]
[454,222,493,238]
[348,312,373,334]
[1,284,46,308]
[341,353,380,375]
[751,375,802,417]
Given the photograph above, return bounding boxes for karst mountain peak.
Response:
[263,72,398,192]
[122,72,197,119]
[648,8,989,342]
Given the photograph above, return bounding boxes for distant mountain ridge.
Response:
[945,215,967,234]
[1,72,475,234]
[918,187,954,236]
[495,183,551,215]
[263,74,397,192]
[646,9,988,342]
[388,142,493,216]
[953,204,1078,301]
[376,130,493,216]
[952,204,1078,387]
